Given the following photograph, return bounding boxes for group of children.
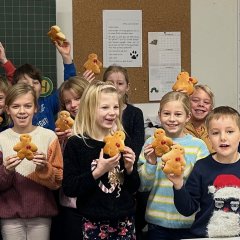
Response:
[0,38,239,240]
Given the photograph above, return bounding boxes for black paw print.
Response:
[130,50,138,59]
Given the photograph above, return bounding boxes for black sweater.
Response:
[62,135,140,221]
[122,104,145,159]
[174,154,240,237]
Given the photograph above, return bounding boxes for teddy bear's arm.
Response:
[13,143,23,152]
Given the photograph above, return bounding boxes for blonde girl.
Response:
[185,84,215,152]
[63,80,139,239]
[0,83,63,240]
[138,91,209,240]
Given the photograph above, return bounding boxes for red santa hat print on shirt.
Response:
[207,174,240,238]
[208,174,240,199]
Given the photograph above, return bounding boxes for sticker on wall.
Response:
[41,77,53,97]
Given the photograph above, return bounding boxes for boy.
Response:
[0,41,76,130]
[168,106,240,238]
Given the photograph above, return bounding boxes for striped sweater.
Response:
[138,133,209,229]
[0,126,63,218]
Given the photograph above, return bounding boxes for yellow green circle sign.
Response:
[41,77,53,97]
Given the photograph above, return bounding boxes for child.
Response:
[62,80,140,239]
[184,84,215,152]
[103,65,146,238]
[168,106,240,238]
[0,40,76,131]
[0,83,63,240]
[55,76,89,240]
[0,77,10,132]
[56,75,89,148]
[138,91,209,240]
[103,65,144,159]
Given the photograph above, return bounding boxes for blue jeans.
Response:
[147,223,193,240]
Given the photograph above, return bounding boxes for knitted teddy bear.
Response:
[172,71,198,95]
[151,128,173,157]
[161,144,186,176]
[55,110,74,132]
[47,25,66,46]
[103,131,125,157]
[13,134,38,160]
[83,53,103,74]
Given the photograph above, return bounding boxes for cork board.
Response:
[72,0,191,103]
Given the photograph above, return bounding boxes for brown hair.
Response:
[206,106,240,131]
[58,75,89,110]
[13,63,42,84]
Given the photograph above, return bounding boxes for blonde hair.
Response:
[206,106,240,131]
[5,83,37,108]
[192,84,215,108]
[59,76,89,110]
[73,80,123,139]
[159,91,190,115]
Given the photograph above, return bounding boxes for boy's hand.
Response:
[0,42,8,64]
[166,172,184,190]
[55,40,72,64]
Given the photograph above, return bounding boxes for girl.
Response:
[54,76,89,240]
[103,65,144,159]
[0,78,10,132]
[0,83,63,240]
[62,80,140,239]
[56,75,89,148]
[138,91,209,240]
[184,84,215,152]
[103,66,146,238]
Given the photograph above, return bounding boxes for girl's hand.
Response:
[32,152,47,171]
[144,144,157,165]
[55,40,72,64]
[55,128,72,143]
[82,70,95,83]
[4,155,21,172]
[165,172,184,190]
[92,149,120,179]
[123,146,136,174]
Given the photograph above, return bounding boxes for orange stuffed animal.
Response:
[47,25,66,46]
[103,131,125,157]
[172,71,198,95]
[83,53,102,74]
[151,129,173,157]
[55,110,74,132]
[13,134,38,160]
[161,144,186,176]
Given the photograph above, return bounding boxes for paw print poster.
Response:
[103,10,142,67]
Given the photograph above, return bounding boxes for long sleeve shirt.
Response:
[138,133,209,229]
[0,127,63,218]
[173,155,240,238]
[63,135,140,221]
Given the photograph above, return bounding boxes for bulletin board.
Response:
[72,0,191,103]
